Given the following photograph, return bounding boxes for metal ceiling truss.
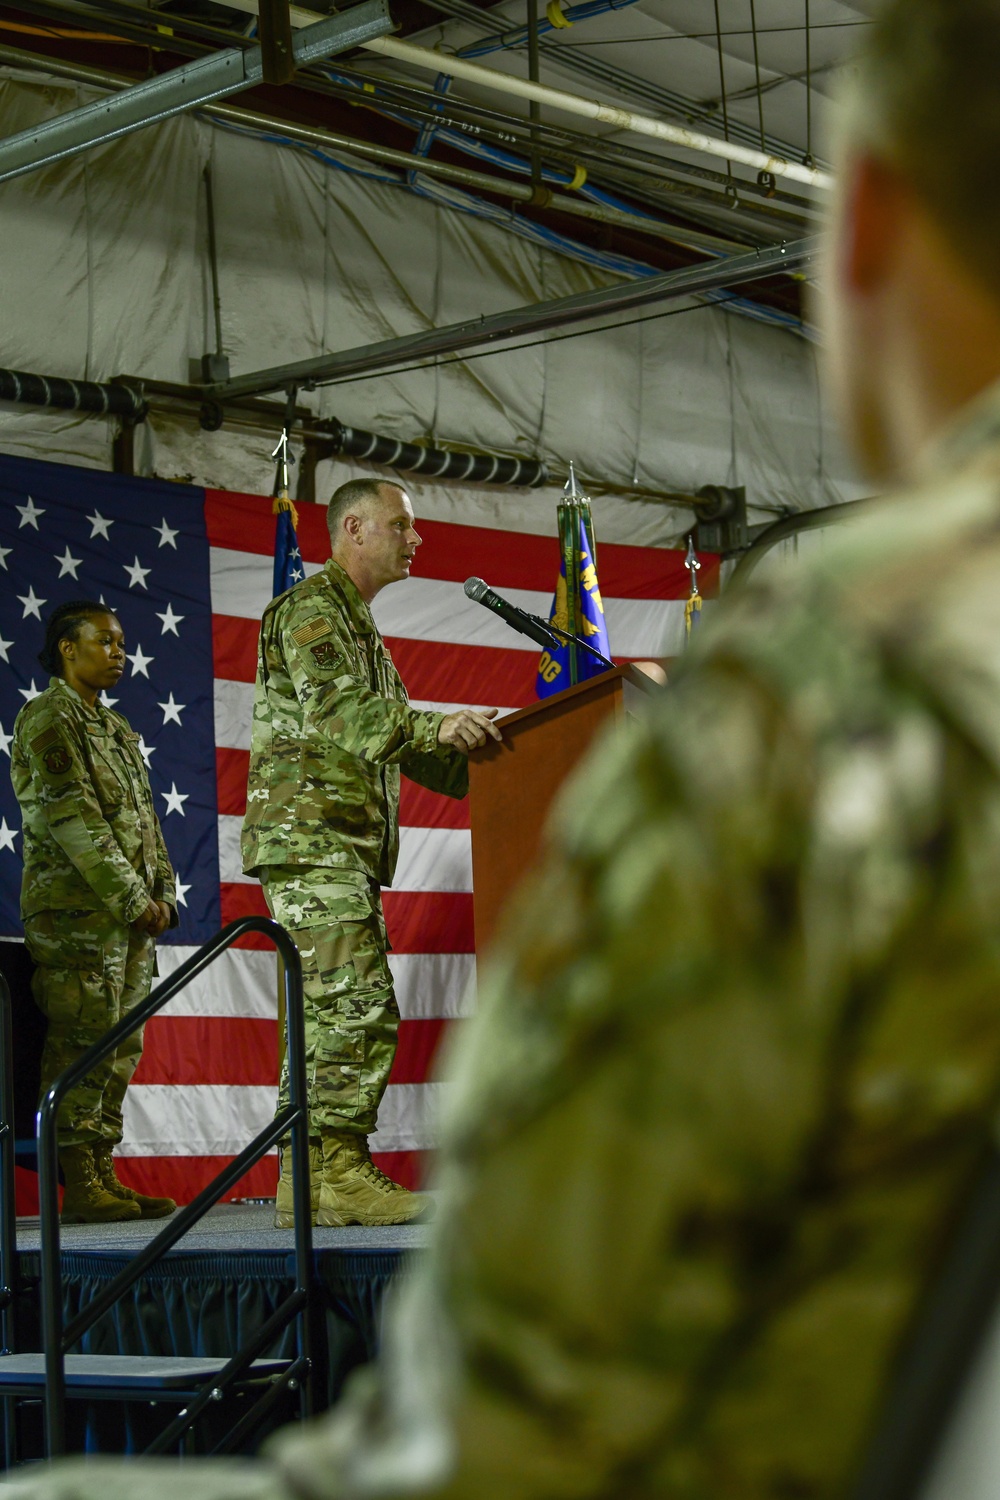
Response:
[0,0,822,244]
[0,0,393,183]
[210,236,818,400]
[0,38,800,257]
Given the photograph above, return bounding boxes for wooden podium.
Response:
[468,664,654,951]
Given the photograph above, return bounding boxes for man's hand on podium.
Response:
[438,708,502,754]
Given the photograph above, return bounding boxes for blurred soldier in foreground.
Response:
[241,479,500,1228]
[10,0,1000,1491]
[10,602,177,1224]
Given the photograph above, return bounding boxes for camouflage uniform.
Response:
[242,559,466,1136]
[259,383,1000,1498]
[11,678,176,1150]
[17,394,1000,1497]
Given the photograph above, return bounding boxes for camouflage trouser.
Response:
[23,908,155,1151]
[262,866,398,1136]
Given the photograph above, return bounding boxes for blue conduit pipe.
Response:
[210,42,808,341]
[416,0,642,168]
[456,0,643,60]
[409,72,452,182]
[306,65,808,334]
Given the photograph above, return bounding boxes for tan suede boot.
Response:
[60,1145,141,1224]
[274,1141,321,1228]
[317,1132,434,1228]
[93,1144,176,1220]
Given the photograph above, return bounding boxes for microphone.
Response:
[464,577,559,650]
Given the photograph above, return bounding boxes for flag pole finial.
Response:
[684,535,703,640]
[271,385,300,528]
[685,535,702,592]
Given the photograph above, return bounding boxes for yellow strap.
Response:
[273,493,300,530]
[546,0,573,26]
[567,163,587,191]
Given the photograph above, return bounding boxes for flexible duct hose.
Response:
[0,368,148,420]
[0,368,546,488]
[323,420,548,487]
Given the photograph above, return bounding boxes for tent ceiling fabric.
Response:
[0,2,868,532]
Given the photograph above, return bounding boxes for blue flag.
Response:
[536,515,612,698]
[273,501,304,597]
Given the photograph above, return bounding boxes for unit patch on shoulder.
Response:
[310,640,341,668]
[42,744,72,776]
[292,617,333,647]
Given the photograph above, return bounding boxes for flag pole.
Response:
[559,463,581,685]
[684,534,703,639]
[269,385,300,1085]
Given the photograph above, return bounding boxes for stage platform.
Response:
[4,1204,429,1460]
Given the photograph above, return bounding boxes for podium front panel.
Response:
[468,668,645,953]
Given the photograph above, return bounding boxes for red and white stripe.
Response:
[117,491,718,1204]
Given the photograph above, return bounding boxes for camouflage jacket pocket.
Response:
[85,731,131,811]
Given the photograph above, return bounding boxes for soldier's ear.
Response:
[342,512,365,546]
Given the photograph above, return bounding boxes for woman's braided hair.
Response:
[38,600,118,675]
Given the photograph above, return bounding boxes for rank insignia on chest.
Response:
[310,640,340,668]
[43,745,72,776]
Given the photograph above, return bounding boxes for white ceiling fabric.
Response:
[0,63,865,542]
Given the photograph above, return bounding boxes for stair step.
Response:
[0,1354,290,1389]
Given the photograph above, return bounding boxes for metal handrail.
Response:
[0,975,17,1465]
[36,915,313,1458]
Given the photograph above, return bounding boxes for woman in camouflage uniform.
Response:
[11,601,178,1223]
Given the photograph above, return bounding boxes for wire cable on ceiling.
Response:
[749,0,766,154]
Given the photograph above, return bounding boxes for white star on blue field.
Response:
[0,457,221,942]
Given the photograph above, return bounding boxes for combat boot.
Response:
[274,1141,321,1228]
[316,1132,434,1227]
[59,1145,141,1224]
[93,1144,176,1219]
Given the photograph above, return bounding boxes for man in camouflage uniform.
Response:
[11,602,177,1223]
[12,0,1000,1494]
[242,478,500,1228]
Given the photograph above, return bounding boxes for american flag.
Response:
[0,453,718,1203]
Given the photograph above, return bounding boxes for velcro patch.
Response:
[30,725,60,754]
[42,745,72,776]
[292,617,333,647]
[310,640,341,668]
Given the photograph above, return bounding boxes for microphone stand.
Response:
[541,620,615,672]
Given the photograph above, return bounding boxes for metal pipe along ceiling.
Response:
[0,42,748,256]
[361,36,833,190]
[211,237,818,400]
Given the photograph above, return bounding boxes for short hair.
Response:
[327,479,401,541]
[38,600,118,675]
[842,0,1000,297]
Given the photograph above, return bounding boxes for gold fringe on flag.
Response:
[272,492,299,529]
[685,589,702,637]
